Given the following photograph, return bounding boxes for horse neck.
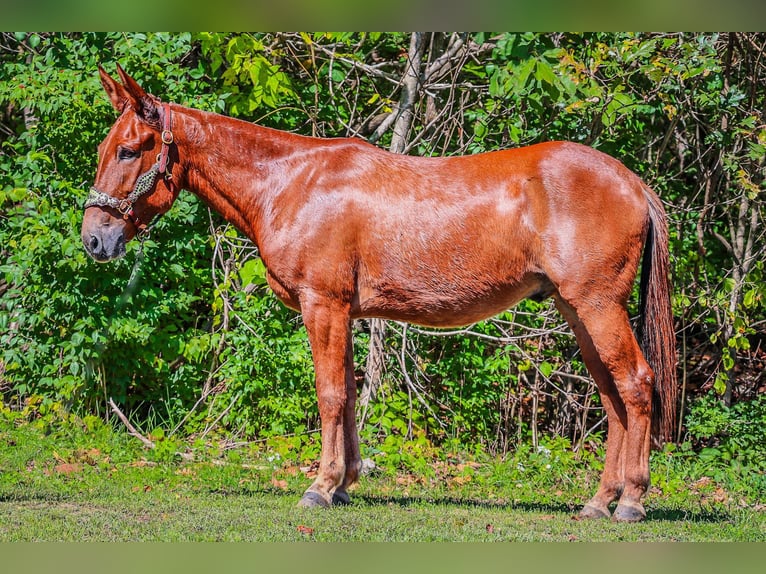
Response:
[173,104,312,243]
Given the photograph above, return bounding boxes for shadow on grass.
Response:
[354,492,575,514]
[0,491,74,503]
[202,484,736,524]
[645,507,739,523]
[352,493,732,523]
[366,495,744,523]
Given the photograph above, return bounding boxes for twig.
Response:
[423,33,468,83]
[169,371,226,437]
[109,397,155,449]
[200,392,242,440]
[396,323,447,430]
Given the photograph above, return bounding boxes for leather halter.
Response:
[85,102,176,234]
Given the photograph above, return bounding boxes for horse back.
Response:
[259,140,651,326]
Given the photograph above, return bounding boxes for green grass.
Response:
[0,410,763,541]
[3,492,762,542]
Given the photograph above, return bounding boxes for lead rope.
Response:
[124,237,146,295]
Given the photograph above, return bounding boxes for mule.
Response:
[82,65,676,522]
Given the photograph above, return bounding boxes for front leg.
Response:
[297,293,355,508]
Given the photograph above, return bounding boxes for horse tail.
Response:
[638,186,677,444]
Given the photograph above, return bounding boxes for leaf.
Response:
[699,447,722,462]
[602,91,635,128]
[296,525,314,536]
[271,478,288,490]
[515,59,536,89]
[714,372,729,396]
[239,258,267,286]
[488,68,508,97]
[331,67,346,83]
[534,60,557,87]
[54,463,82,474]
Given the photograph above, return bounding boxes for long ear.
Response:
[99,65,132,113]
[115,64,161,128]
[116,63,149,103]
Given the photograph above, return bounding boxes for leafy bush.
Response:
[685,393,766,473]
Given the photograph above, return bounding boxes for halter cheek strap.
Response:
[85,102,176,234]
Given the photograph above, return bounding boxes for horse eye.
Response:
[118,147,139,161]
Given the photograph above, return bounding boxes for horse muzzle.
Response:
[81,211,128,262]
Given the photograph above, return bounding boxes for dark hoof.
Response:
[297,491,331,508]
[579,503,611,520]
[613,503,646,523]
[332,490,351,506]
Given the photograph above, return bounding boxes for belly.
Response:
[354,272,552,328]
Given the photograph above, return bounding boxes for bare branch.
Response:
[109,398,155,449]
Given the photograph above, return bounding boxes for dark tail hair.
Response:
[638,187,678,444]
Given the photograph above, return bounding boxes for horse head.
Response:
[81,65,180,262]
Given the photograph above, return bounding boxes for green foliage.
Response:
[1,32,764,467]
[685,393,766,474]
[196,33,297,115]
[0,33,219,421]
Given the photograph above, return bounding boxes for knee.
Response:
[618,364,654,414]
[316,388,346,418]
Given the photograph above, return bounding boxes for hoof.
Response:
[297,491,331,509]
[332,490,351,506]
[579,503,611,520]
[613,502,646,523]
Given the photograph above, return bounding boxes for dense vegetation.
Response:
[1,33,764,484]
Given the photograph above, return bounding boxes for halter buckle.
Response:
[138,225,152,242]
[161,130,174,145]
[118,199,133,215]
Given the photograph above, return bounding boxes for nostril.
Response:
[89,234,102,254]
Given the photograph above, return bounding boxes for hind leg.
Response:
[555,296,653,522]
[330,336,362,506]
[555,298,625,518]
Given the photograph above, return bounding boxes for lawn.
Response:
[0,411,763,542]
